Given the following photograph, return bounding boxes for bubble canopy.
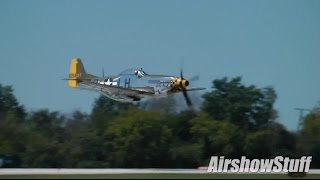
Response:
[119,68,148,76]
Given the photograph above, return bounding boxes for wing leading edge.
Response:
[79,81,155,97]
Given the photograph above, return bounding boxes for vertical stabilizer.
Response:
[68,58,93,88]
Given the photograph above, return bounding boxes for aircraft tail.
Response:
[68,58,97,88]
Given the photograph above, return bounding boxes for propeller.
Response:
[179,67,193,109]
[189,75,200,82]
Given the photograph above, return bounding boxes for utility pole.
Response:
[295,108,312,132]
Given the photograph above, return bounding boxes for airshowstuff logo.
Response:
[207,156,312,173]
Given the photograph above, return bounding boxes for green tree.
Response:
[299,107,320,168]
[202,77,277,130]
[0,84,27,167]
[164,110,201,168]
[62,111,109,168]
[165,110,197,142]
[0,112,27,162]
[244,130,272,158]
[168,143,203,168]
[190,113,245,162]
[0,84,25,123]
[104,108,172,168]
[243,125,296,159]
[268,122,296,157]
[90,95,135,133]
[27,110,64,139]
[19,110,66,167]
[302,111,320,139]
[21,132,64,168]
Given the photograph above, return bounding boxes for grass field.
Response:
[0,173,320,179]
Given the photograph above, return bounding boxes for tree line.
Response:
[0,77,319,168]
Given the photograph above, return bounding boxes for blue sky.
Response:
[0,0,319,131]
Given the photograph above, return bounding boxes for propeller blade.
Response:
[180,56,184,78]
[179,59,193,109]
[189,75,200,82]
[182,88,193,108]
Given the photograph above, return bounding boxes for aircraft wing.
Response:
[186,87,206,91]
[78,81,155,96]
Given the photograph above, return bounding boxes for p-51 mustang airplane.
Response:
[65,58,205,107]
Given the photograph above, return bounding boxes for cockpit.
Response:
[134,68,147,78]
[119,68,148,78]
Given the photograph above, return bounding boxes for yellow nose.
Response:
[181,79,189,89]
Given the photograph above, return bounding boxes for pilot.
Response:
[134,68,145,78]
